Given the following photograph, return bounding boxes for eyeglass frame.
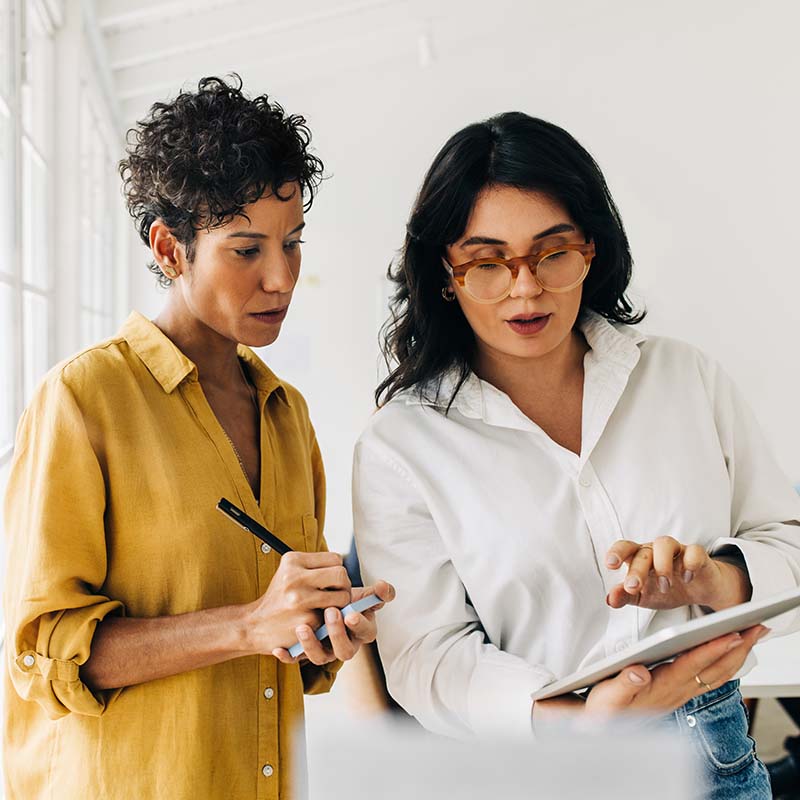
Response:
[441,241,596,304]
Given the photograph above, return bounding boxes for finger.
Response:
[664,626,758,687]
[294,624,336,666]
[344,611,378,644]
[308,565,351,592]
[352,579,396,608]
[684,625,769,692]
[271,647,299,664]
[588,665,652,713]
[282,551,343,570]
[652,537,683,592]
[324,607,358,662]
[606,583,640,609]
[605,540,643,570]
[681,544,709,584]
[624,546,654,595]
[305,589,352,610]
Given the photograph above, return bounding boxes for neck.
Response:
[473,327,588,401]
[154,294,243,390]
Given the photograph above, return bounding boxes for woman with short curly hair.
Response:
[3,74,393,800]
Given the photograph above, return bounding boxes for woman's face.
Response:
[167,184,305,348]
[444,185,587,366]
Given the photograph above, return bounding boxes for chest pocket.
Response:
[301,514,319,553]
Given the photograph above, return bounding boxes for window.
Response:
[19,0,54,405]
[78,86,116,347]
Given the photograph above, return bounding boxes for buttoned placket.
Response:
[179,378,282,800]
[469,324,649,660]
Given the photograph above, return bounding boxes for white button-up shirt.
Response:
[352,313,800,739]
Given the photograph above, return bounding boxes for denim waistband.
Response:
[680,679,740,714]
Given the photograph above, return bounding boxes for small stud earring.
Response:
[441,287,455,302]
[162,265,178,279]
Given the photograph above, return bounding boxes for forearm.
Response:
[82,602,254,691]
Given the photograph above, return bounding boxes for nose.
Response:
[260,251,297,295]
[509,263,543,299]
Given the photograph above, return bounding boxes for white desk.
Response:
[740,631,800,698]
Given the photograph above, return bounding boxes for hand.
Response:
[605,537,752,611]
[243,551,351,654]
[271,580,396,667]
[584,624,769,715]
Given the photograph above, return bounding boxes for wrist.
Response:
[231,601,260,657]
[704,559,752,611]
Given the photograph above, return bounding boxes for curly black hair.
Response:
[120,74,324,287]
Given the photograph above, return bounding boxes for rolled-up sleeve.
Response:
[3,374,125,719]
[353,440,553,740]
[704,360,800,634]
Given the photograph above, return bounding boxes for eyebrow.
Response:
[460,222,576,248]
[225,222,306,240]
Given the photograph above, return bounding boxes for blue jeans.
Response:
[666,680,771,799]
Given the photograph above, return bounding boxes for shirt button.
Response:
[686,715,697,728]
[615,640,629,653]
[579,477,592,488]
[261,543,271,555]
[262,764,274,778]
[22,654,35,668]
[264,687,274,700]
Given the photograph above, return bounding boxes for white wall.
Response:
[128,0,800,553]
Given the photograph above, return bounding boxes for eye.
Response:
[234,247,260,258]
[284,239,305,251]
[475,261,504,271]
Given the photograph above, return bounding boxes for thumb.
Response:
[589,666,651,712]
[615,667,651,704]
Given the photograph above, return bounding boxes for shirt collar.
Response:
[405,311,647,419]
[120,311,287,400]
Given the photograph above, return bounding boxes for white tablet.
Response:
[531,586,800,701]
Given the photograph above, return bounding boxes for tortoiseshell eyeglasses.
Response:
[442,242,595,304]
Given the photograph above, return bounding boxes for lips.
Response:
[249,306,289,324]
[507,312,551,323]
[505,312,552,336]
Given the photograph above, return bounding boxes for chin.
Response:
[238,326,282,349]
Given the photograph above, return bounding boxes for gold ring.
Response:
[695,674,713,692]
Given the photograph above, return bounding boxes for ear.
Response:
[149,220,183,280]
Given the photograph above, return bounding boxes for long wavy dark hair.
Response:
[376,112,645,409]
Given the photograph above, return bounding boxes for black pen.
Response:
[216,497,292,555]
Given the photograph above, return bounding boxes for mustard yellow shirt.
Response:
[3,311,339,800]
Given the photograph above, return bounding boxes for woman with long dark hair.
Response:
[353,112,800,798]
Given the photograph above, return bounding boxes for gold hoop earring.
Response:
[162,265,178,279]
[441,287,455,302]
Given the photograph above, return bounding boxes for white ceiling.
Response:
[90,0,467,130]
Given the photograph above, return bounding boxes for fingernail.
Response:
[606,555,621,568]
[628,671,646,684]
[725,633,743,651]
[298,627,311,639]
[624,577,639,591]
[658,576,671,593]
[345,613,359,626]
[605,594,612,607]
[682,570,694,584]
[325,608,338,623]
